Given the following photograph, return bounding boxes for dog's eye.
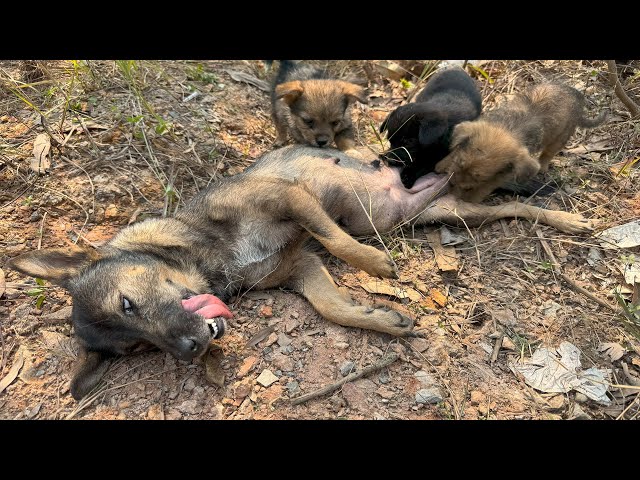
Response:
[122,296,135,316]
[331,120,340,127]
[303,118,314,127]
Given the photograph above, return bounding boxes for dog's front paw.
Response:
[383,310,416,336]
[361,246,398,279]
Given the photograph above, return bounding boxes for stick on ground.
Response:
[291,353,399,406]
[535,230,617,312]
[607,60,640,119]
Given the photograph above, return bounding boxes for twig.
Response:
[607,60,640,119]
[535,230,617,312]
[291,353,399,406]
[490,335,503,364]
[37,211,47,250]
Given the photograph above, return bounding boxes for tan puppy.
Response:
[271,60,367,150]
[435,83,606,202]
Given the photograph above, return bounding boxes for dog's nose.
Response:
[176,336,201,356]
[316,138,328,147]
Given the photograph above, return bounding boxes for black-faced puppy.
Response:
[435,83,606,202]
[271,60,367,150]
[380,67,482,188]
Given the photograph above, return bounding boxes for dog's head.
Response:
[380,104,449,165]
[275,79,367,147]
[435,121,541,202]
[8,241,232,400]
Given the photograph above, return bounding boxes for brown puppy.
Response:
[271,60,367,150]
[435,83,606,202]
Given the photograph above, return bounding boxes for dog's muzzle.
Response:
[205,317,227,339]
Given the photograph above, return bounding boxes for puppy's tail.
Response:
[578,110,607,129]
[499,177,559,197]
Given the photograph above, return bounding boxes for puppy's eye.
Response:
[303,118,314,127]
[331,120,341,127]
[122,296,134,316]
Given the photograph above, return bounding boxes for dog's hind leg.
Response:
[286,252,416,336]
[272,182,398,279]
[416,194,595,234]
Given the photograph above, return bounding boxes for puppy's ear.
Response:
[70,348,111,401]
[449,122,472,149]
[276,81,304,105]
[7,246,100,289]
[340,81,368,104]
[512,153,541,182]
[418,114,448,147]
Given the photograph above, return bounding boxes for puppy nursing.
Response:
[380,67,482,188]
[435,83,606,202]
[271,60,367,150]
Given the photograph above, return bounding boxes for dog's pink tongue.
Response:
[181,294,233,319]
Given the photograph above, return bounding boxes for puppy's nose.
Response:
[316,138,329,147]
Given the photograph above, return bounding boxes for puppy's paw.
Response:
[383,310,415,336]
[361,246,398,279]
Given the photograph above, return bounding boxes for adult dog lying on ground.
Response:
[8,145,594,400]
[270,60,367,150]
[435,83,606,202]
[380,67,482,188]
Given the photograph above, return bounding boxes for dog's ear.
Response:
[418,114,449,147]
[276,81,304,105]
[340,81,368,104]
[70,348,111,400]
[7,246,100,289]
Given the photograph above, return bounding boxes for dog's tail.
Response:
[499,177,559,197]
[578,110,607,129]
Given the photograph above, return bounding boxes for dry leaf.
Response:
[30,133,51,173]
[426,231,459,272]
[429,288,447,307]
[361,281,421,302]
[0,349,25,394]
[565,139,614,155]
[599,342,626,362]
[204,345,225,387]
[597,220,640,249]
[40,330,78,360]
[0,268,5,298]
[224,70,269,92]
[246,326,275,348]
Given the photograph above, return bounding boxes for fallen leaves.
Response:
[426,231,459,272]
[203,345,225,387]
[361,281,421,301]
[29,133,51,173]
[599,342,626,362]
[0,349,25,395]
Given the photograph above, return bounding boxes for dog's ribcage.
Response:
[231,219,299,272]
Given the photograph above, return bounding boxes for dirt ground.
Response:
[1,60,639,420]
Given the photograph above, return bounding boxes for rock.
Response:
[414,370,437,387]
[286,381,300,396]
[165,408,182,420]
[119,401,132,409]
[290,311,299,319]
[354,379,376,393]
[340,361,356,377]
[376,386,395,400]
[575,393,589,404]
[342,383,369,410]
[259,305,273,318]
[334,342,349,350]
[492,308,517,327]
[263,332,278,347]
[470,390,484,406]
[378,370,391,384]
[233,381,252,400]
[105,204,118,218]
[409,337,429,353]
[284,318,299,333]
[569,403,591,420]
[40,306,73,323]
[29,211,41,222]
[272,353,294,372]
[147,404,165,420]
[373,413,386,420]
[237,356,258,378]
[260,385,285,407]
[183,377,196,392]
[415,388,443,405]
[12,303,31,321]
[256,369,279,387]
[177,400,198,415]
[277,333,292,347]
[279,345,295,355]
[502,336,516,351]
